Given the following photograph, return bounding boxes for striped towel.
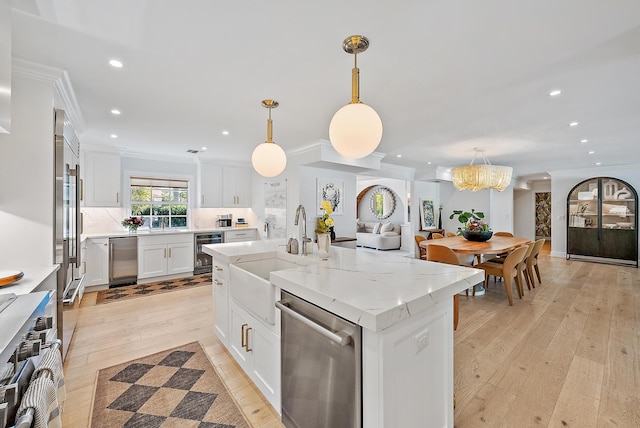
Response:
[15,376,60,428]
[31,347,66,408]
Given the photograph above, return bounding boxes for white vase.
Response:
[316,233,331,260]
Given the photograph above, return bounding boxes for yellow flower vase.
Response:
[316,233,331,260]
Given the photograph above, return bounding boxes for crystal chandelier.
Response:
[451,148,513,192]
[252,99,287,177]
[329,35,383,159]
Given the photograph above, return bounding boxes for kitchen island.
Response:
[204,240,483,428]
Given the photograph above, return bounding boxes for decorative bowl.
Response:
[461,230,493,242]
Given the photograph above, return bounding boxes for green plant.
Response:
[449,209,489,234]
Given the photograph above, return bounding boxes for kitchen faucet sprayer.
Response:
[294,205,312,255]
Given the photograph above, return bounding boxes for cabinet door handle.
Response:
[168,248,172,257]
[245,327,252,352]
[214,265,223,271]
[116,192,119,203]
[214,279,222,286]
[241,323,248,349]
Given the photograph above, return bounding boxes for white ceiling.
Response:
[11,0,640,181]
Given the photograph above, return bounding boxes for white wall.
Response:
[549,165,640,259]
[489,186,514,233]
[357,177,409,223]
[0,73,56,266]
[514,189,535,240]
[439,182,491,234]
[357,186,405,225]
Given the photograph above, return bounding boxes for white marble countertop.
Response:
[0,265,59,295]
[204,241,483,332]
[84,227,257,239]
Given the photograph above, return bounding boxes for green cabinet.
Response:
[567,177,638,266]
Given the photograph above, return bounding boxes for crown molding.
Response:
[12,57,63,82]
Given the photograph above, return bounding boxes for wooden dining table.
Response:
[419,235,531,257]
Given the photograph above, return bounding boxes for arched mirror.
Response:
[370,187,396,219]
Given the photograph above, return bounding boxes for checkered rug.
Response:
[90,342,249,428]
[96,274,212,304]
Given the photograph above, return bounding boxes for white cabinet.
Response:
[212,258,229,345]
[223,166,251,207]
[199,163,223,208]
[83,151,121,207]
[138,234,194,280]
[84,238,109,286]
[228,300,280,410]
[224,229,257,243]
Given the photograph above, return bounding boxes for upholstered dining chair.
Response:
[526,239,546,287]
[414,235,427,260]
[426,244,464,330]
[475,246,528,306]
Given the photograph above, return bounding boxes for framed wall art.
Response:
[317,179,344,215]
[419,199,436,230]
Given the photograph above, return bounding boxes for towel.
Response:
[15,376,60,428]
[30,347,66,408]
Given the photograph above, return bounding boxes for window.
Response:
[130,177,188,229]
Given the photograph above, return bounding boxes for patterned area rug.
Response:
[90,342,249,428]
[96,274,212,304]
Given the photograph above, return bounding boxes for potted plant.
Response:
[449,209,493,242]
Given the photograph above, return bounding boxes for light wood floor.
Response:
[62,247,640,427]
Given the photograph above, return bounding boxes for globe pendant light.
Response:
[252,99,287,177]
[451,148,513,192]
[329,35,383,159]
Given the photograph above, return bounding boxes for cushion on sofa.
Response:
[372,223,382,234]
[380,222,394,233]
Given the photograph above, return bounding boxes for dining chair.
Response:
[475,246,528,306]
[517,241,536,291]
[414,235,427,260]
[426,244,464,330]
[526,239,546,287]
[493,231,514,237]
[431,233,444,239]
[445,231,456,237]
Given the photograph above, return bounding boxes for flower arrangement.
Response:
[315,200,335,234]
[449,209,489,234]
[122,216,145,231]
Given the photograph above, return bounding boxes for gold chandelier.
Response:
[329,35,383,159]
[451,148,513,192]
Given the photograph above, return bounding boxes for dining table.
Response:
[419,235,531,295]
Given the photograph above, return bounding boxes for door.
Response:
[138,244,168,279]
[213,274,229,344]
[229,303,251,370]
[167,242,194,274]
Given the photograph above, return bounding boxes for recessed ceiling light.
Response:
[569,121,579,127]
[222,130,229,135]
[595,162,602,166]
[543,176,548,180]
[580,139,588,143]
[201,147,207,151]
[396,154,402,158]
[427,162,432,165]
[111,109,121,115]
[588,151,595,154]
[446,168,451,172]
[549,89,562,97]
[109,59,123,68]
[110,134,118,139]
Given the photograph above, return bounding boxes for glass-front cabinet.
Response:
[567,177,638,266]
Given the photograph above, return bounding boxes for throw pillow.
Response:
[380,222,394,233]
[357,220,366,232]
[372,222,382,234]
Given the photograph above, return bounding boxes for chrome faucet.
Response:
[294,205,312,255]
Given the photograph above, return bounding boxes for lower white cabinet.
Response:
[228,300,280,411]
[84,238,109,286]
[212,258,229,345]
[224,229,257,243]
[138,234,194,280]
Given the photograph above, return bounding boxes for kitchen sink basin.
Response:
[229,257,301,324]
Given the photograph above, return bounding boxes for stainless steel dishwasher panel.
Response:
[109,236,138,287]
[278,290,362,428]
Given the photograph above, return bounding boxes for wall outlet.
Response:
[414,329,430,354]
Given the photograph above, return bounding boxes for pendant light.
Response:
[252,99,287,177]
[329,35,383,159]
[451,148,513,192]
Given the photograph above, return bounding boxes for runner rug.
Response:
[90,342,249,428]
[96,274,211,304]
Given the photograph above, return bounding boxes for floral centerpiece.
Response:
[315,200,335,259]
[449,209,492,242]
[122,216,145,233]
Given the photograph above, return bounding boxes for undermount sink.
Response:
[230,257,301,324]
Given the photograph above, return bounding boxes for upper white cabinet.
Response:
[84,151,121,207]
[223,166,251,207]
[198,162,251,208]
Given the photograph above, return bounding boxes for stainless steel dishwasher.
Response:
[109,236,138,287]
[276,290,362,428]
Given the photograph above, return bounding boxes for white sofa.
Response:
[356,221,402,250]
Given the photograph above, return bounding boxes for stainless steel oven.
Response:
[194,232,223,274]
